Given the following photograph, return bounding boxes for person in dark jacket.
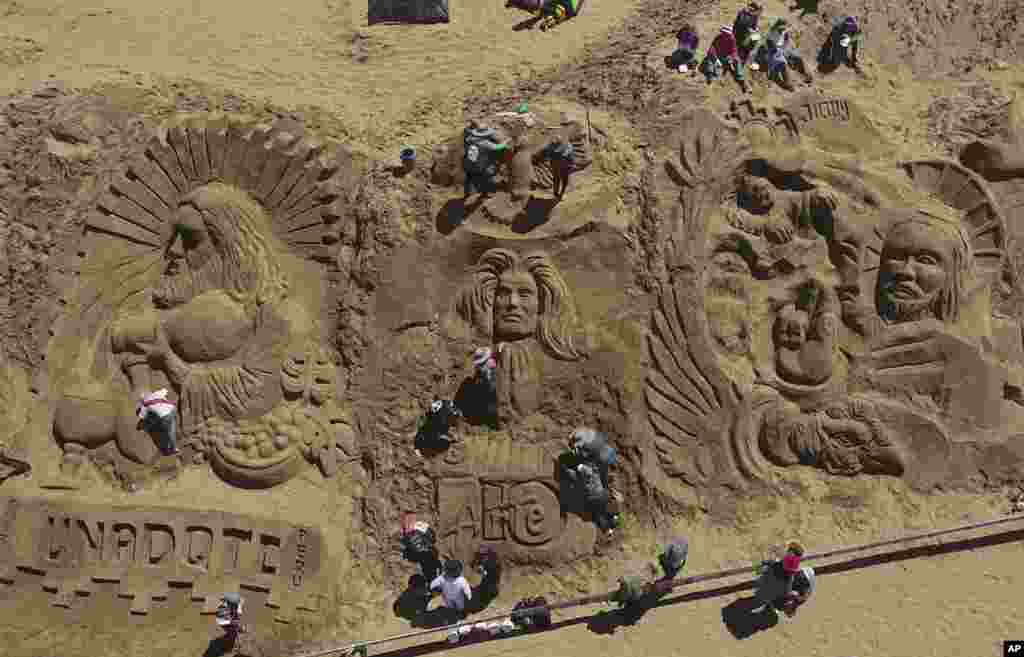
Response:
[820,15,864,71]
[568,427,617,485]
[542,137,575,201]
[668,24,700,73]
[470,545,502,609]
[732,3,763,64]
[414,400,462,456]
[401,521,442,581]
[463,121,511,204]
[752,541,816,617]
[701,26,750,92]
[565,460,619,534]
[658,537,689,581]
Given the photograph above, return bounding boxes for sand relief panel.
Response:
[427,437,595,565]
[430,110,600,233]
[644,101,1024,491]
[0,497,325,621]
[46,116,361,489]
[455,247,585,425]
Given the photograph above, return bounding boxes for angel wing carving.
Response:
[645,110,761,487]
[646,278,759,486]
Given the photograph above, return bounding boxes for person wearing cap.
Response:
[700,26,750,93]
[463,121,511,205]
[215,592,246,637]
[732,3,763,66]
[430,559,473,621]
[668,23,700,73]
[414,399,463,455]
[136,388,179,456]
[821,15,864,71]
[568,427,617,485]
[756,17,814,90]
[752,541,816,617]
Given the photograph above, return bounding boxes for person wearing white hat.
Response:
[136,388,178,456]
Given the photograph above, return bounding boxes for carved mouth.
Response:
[887,283,922,299]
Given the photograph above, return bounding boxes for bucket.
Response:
[400,147,416,172]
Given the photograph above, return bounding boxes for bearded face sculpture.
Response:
[875,217,971,325]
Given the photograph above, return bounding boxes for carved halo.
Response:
[862,159,1007,291]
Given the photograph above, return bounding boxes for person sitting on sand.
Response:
[668,24,700,73]
[430,559,474,622]
[753,541,816,617]
[537,0,582,31]
[700,26,750,93]
[756,18,814,90]
[820,15,864,72]
[732,3,763,65]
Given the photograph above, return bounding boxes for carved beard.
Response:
[495,340,541,422]
[153,255,227,309]
[878,294,936,324]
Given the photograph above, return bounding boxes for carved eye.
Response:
[915,253,939,266]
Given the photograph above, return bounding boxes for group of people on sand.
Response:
[396,348,816,647]
[669,3,863,92]
[460,120,576,210]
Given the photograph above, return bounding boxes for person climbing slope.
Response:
[136,388,179,456]
[414,399,462,456]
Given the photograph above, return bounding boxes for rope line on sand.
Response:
[295,513,1024,657]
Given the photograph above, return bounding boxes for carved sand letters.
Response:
[0,497,324,620]
[430,437,595,564]
[438,478,563,561]
[798,99,851,123]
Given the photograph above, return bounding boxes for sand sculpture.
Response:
[47,117,359,488]
[456,248,584,423]
[426,436,596,565]
[644,100,1024,490]
[0,497,325,620]
[430,112,594,226]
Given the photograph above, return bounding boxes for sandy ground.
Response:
[3,0,1024,656]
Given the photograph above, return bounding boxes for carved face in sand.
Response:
[738,175,775,214]
[876,219,969,324]
[153,182,287,311]
[495,270,540,341]
[774,306,809,350]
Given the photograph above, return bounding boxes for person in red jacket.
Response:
[700,26,750,92]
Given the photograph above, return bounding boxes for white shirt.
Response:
[137,389,176,420]
[430,575,472,610]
